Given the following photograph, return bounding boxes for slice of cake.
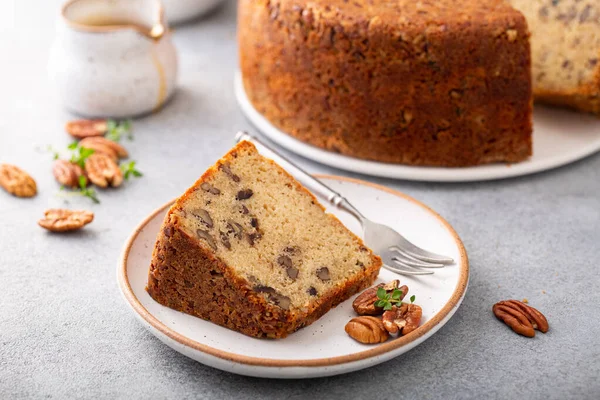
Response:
[147,141,382,339]
[238,0,533,166]
[507,0,600,115]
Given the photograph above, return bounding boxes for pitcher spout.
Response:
[61,0,167,42]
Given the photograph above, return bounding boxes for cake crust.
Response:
[147,142,382,339]
[238,0,533,166]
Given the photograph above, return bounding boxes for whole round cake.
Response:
[238,0,533,167]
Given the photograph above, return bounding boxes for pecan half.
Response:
[53,160,85,188]
[0,164,37,197]
[382,303,422,335]
[84,153,123,188]
[38,209,94,232]
[78,137,118,162]
[80,137,128,159]
[345,316,389,344]
[352,280,407,315]
[493,300,548,337]
[65,119,107,139]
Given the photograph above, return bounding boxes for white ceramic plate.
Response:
[118,175,469,378]
[234,71,600,182]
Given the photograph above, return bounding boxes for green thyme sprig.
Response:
[120,161,143,180]
[374,287,416,310]
[105,119,133,142]
[77,176,100,203]
[68,142,95,168]
[57,176,100,204]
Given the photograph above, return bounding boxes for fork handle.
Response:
[235,131,365,222]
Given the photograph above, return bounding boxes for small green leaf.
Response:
[67,142,78,150]
[391,289,401,300]
[376,287,386,300]
[410,295,416,303]
[105,119,133,142]
[120,161,143,181]
[374,300,386,308]
[383,303,392,311]
[78,175,87,189]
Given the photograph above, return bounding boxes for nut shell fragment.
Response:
[38,209,94,232]
[0,164,37,197]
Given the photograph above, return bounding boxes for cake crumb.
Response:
[542,290,546,294]
[506,29,518,42]
[522,298,528,304]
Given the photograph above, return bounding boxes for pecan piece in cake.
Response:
[196,229,217,250]
[316,267,330,281]
[200,182,220,195]
[219,231,231,249]
[254,285,291,310]
[219,162,240,182]
[191,208,213,228]
[236,189,254,200]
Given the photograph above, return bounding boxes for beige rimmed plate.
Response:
[118,175,469,378]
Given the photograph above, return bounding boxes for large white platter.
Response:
[235,71,600,182]
[118,175,468,378]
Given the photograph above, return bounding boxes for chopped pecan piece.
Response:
[236,189,253,200]
[196,229,217,250]
[220,162,240,182]
[316,267,330,281]
[191,208,213,228]
[38,209,94,232]
[345,316,389,344]
[382,303,422,335]
[0,164,37,197]
[200,182,220,195]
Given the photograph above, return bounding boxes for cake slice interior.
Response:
[147,141,381,338]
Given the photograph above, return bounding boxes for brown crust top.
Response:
[239,0,533,166]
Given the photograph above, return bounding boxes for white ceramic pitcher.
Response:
[49,0,178,118]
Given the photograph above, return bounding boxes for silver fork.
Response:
[235,131,454,275]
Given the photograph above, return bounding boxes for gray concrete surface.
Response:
[1,0,599,399]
